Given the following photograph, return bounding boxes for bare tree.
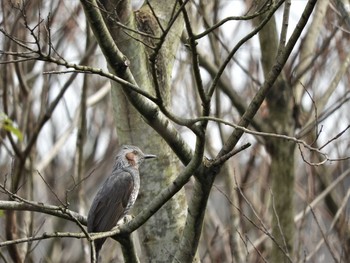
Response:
[0,0,349,262]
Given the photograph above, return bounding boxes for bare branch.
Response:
[0,200,86,225]
[191,116,336,165]
[309,207,339,262]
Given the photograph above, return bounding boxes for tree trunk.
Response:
[267,139,295,262]
[99,1,187,261]
[255,1,296,261]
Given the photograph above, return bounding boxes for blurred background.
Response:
[0,0,349,262]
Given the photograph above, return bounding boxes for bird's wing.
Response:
[87,170,134,233]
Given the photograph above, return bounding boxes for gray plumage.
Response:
[87,145,156,260]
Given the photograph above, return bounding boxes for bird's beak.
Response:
[144,154,157,159]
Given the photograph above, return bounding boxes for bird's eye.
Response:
[133,150,138,154]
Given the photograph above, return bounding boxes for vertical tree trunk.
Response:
[267,139,295,261]
[255,1,296,261]
[99,1,188,261]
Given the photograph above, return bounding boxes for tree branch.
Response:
[0,200,86,225]
[80,0,193,164]
[218,0,318,158]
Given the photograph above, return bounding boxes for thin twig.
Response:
[194,8,270,40]
[309,207,339,262]
[211,143,251,166]
[192,116,332,165]
[234,176,288,258]
[319,124,350,150]
[36,170,66,206]
[270,189,290,257]
[207,0,285,99]
[251,168,350,253]
[146,0,164,33]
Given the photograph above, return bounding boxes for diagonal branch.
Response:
[80,0,193,164]
[207,0,285,99]
[218,0,318,158]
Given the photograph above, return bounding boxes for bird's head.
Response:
[116,145,156,168]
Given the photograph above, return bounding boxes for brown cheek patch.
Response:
[126,152,136,166]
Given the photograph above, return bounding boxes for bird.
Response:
[87,145,156,261]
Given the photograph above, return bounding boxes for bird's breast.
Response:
[124,169,140,215]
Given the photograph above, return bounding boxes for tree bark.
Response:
[254,1,296,261]
[97,1,188,261]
